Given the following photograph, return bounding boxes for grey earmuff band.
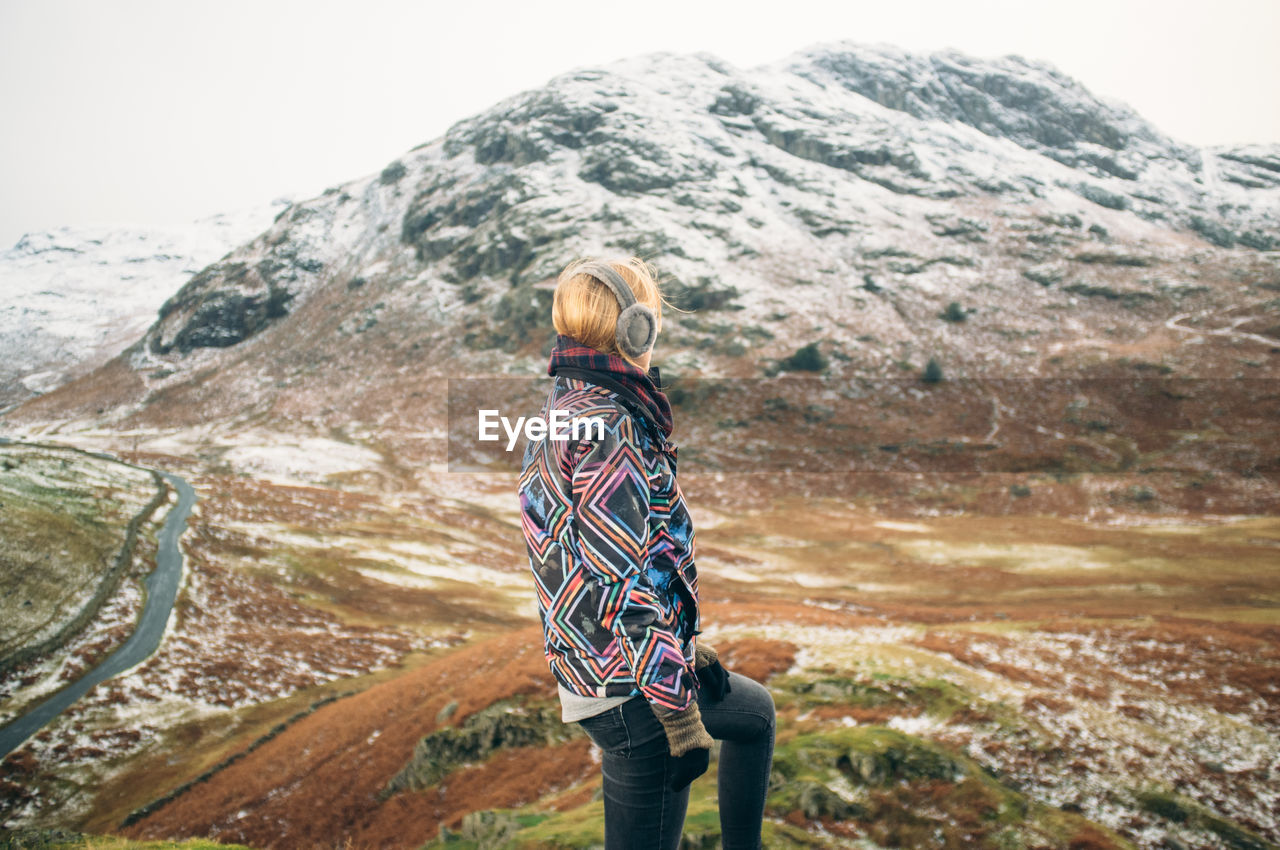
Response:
[577,261,658,360]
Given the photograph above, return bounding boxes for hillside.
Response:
[4,45,1277,517]
[0,445,168,724]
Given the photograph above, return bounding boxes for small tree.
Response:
[379,160,408,185]
[779,342,828,373]
[942,301,967,323]
[921,357,944,384]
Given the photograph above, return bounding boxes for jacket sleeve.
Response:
[569,411,695,711]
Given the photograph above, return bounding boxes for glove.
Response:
[650,700,714,792]
[694,641,731,702]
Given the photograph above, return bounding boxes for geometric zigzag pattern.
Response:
[518,374,701,711]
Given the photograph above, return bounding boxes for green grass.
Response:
[0,446,161,665]
[1133,785,1279,850]
[767,725,1138,849]
[772,725,968,788]
[0,831,252,850]
[421,770,830,850]
[770,671,976,721]
[414,721,1142,849]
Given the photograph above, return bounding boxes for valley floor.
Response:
[1,439,1277,850]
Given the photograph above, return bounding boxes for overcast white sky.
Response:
[1,0,1277,248]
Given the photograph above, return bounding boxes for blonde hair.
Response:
[552,257,678,368]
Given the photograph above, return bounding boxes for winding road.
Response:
[0,467,196,759]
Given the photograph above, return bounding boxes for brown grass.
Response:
[713,636,799,685]
[119,627,562,849]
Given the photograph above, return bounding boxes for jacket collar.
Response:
[547,334,674,440]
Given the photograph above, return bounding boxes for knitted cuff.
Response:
[693,641,718,670]
[650,700,714,757]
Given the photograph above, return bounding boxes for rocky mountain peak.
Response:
[782,41,1198,174]
[6,42,1277,430]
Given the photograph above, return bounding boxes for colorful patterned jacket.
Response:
[518,373,702,711]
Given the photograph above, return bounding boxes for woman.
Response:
[517,256,776,850]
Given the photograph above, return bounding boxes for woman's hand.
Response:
[650,700,714,791]
[694,641,731,702]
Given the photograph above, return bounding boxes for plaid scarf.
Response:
[547,334,674,439]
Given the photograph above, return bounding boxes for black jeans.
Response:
[575,670,776,850]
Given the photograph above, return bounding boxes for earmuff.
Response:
[576,261,657,360]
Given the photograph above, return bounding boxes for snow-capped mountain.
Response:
[0,201,289,410]
[5,42,1278,435]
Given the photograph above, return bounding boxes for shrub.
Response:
[379,160,408,185]
[1076,182,1128,210]
[1022,265,1064,287]
[779,342,828,373]
[921,357,944,384]
[1238,229,1279,251]
[1188,215,1235,248]
[941,301,967,323]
